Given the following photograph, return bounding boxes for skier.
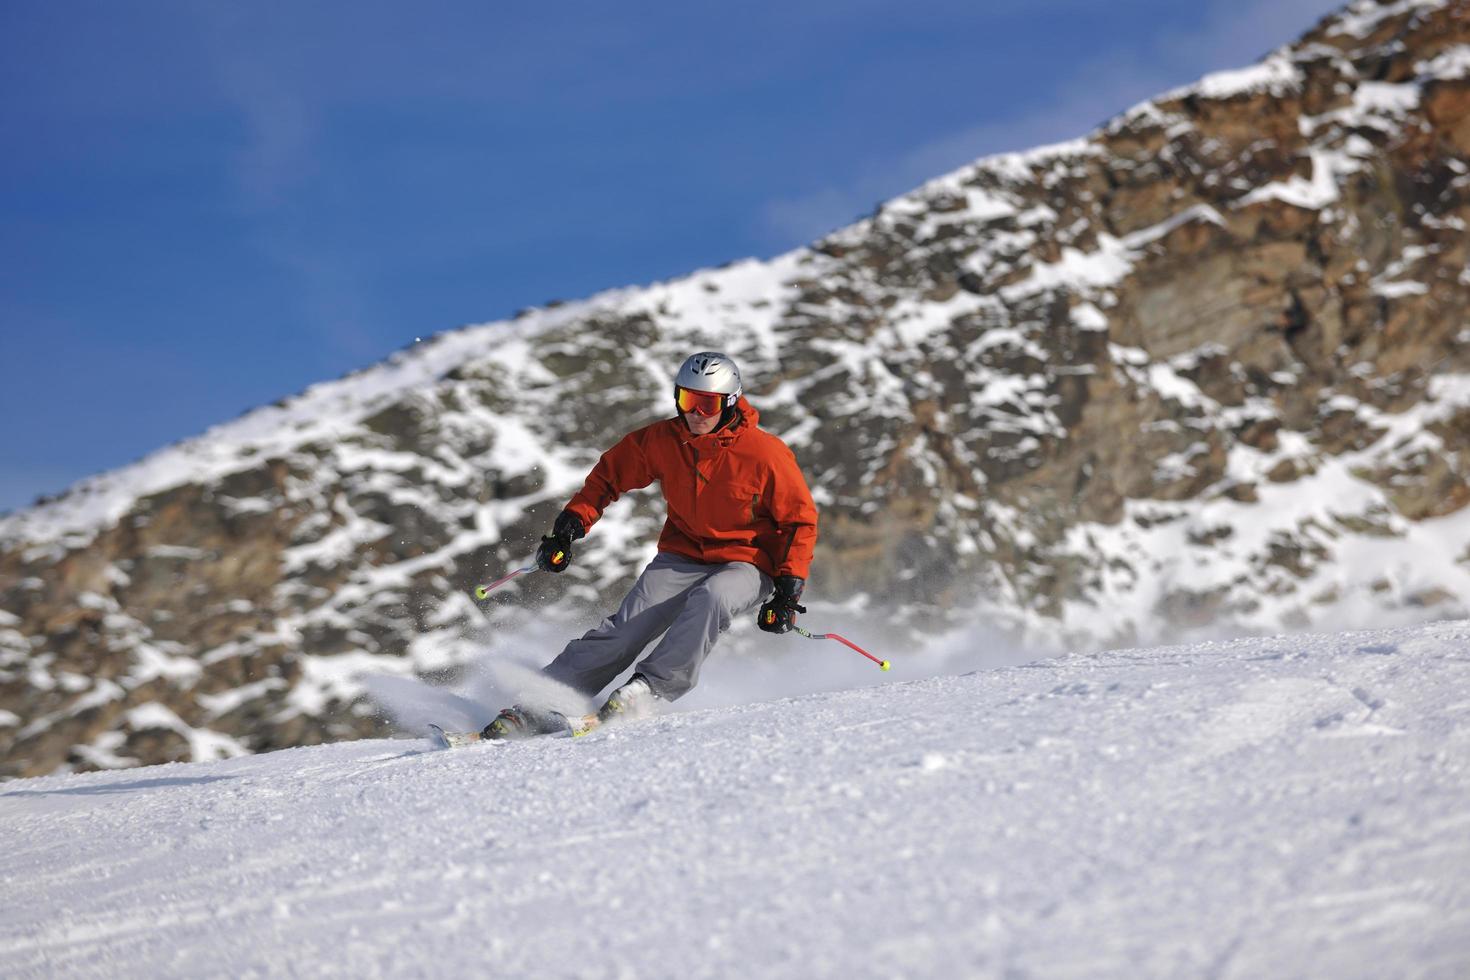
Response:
[484,351,818,738]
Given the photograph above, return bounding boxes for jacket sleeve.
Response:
[766,440,819,580]
[563,428,658,533]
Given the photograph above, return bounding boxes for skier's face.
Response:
[684,411,720,435]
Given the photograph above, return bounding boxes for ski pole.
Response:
[793,626,891,671]
[472,565,536,600]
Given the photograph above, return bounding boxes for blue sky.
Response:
[0,0,1342,513]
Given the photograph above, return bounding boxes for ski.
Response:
[427,716,602,748]
[428,724,489,749]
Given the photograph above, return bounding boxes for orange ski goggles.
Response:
[676,386,725,417]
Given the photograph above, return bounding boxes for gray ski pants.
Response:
[543,552,772,701]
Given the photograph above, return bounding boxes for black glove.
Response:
[536,510,585,573]
[758,575,807,633]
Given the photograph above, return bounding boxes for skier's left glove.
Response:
[758,575,807,634]
[536,510,585,573]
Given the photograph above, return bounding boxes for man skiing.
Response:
[484,351,818,738]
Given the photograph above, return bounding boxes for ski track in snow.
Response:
[2,620,1469,978]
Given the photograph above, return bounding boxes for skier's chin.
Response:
[684,413,719,435]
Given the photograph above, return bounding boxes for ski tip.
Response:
[427,724,449,749]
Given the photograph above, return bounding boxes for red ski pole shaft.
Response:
[793,626,891,671]
[472,565,536,600]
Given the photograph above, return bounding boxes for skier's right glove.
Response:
[536,510,585,574]
[758,575,807,634]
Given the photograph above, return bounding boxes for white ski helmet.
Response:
[674,351,743,421]
[676,351,742,396]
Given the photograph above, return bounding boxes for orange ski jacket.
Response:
[562,398,818,580]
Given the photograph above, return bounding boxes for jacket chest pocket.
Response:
[705,481,763,528]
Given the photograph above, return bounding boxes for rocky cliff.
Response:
[3,0,1468,777]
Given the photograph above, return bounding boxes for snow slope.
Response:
[3,620,1468,977]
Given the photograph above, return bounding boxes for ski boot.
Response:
[596,674,659,724]
[481,703,567,740]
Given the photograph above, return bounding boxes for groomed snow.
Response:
[2,620,1468,977]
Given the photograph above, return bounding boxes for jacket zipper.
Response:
[690,447,709,485]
